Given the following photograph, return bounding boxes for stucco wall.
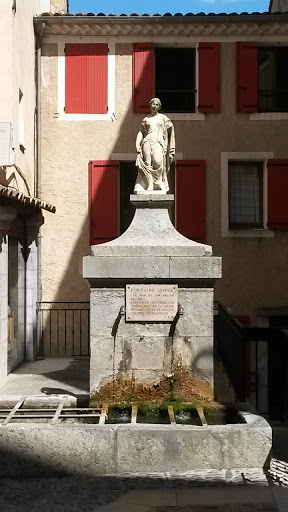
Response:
[0,0,50,195]
[40,37,288,320]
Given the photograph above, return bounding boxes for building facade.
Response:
[33,5,288,416]
[1,0,288,418]
[34,11,288,312]
[0,0,55,383]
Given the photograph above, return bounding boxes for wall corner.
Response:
[50,0,69,14]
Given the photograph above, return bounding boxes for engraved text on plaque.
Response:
[126,285,178,321]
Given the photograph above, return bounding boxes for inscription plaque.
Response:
[126,285,178,321]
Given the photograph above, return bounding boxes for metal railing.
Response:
[215,302,246,402]
[216,303,288,420]
[258,89,288,112]
[37,302,90,356]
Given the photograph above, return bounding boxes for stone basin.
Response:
[0,407,271,477]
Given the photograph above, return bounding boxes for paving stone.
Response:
[152,507,276,511]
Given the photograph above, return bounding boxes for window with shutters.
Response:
[58,41,115,121]
[133,43,220,118]
[258,47,288,112]
[89,159,205,245]
[237,43,288,116]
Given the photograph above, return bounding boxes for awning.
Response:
[0,186,56,213]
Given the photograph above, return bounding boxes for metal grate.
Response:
[0,402,105,425]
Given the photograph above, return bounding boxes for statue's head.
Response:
[149,98,162,112]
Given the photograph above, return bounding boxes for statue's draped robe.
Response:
[135,114,175,192]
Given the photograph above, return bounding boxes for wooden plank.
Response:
[167,405,176,425]
[2,397,26,425]
[131,404,138,424]
[99,403,108,425]
[196,406,207,426]
[51,396,67,425]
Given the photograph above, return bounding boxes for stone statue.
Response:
[134,98,175,193]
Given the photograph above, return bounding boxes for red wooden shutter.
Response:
[133,43,155,113]
[267,160,288,229]
[198,43,221,113]
[66,44,108,114]
[237,42,258,113]
[89,160,118,245]
[176,160,206,243]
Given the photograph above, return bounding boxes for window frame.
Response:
[228,160,263,230]
[258,46,288,114]
[221,152,274,238]
[133,42,205,121]
[249,42,288,120]
[154,46,196,114]
[57,40,115,121]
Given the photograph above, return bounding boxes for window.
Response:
[133,43,220,115]
[237,43,288,114]
[89,159,206,245]
[221,152,274,238]
[229,161,263,229]
[155,48,195,113]
[58,42,115,120]
[258,47,288,112]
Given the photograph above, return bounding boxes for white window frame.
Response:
[221,152,274,238]
[57,40,115,121]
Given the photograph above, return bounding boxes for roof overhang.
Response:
[0,186,56,214]
[34,12,288,38]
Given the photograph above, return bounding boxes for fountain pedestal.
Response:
[83,194,222,401]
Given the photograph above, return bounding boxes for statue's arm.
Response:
[167,124,175,163]
[136,130,144,153]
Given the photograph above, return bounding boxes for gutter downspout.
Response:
[36,22,45,200]
[35,22,45,348]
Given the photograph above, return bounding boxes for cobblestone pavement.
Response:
[0,469,278,512]
[0,428,287,511]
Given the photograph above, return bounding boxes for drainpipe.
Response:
[35,22,46,336]
[36,22,45,200]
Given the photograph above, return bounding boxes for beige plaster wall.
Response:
[40,38,288,320]
[0,0,49,195]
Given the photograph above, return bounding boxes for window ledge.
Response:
[250,112,288,121]
[223,229,274,238]
[165,113,205,121]
[57,112,115,121]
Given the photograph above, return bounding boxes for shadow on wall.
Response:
[38,44,148,355]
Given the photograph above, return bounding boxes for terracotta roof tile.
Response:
[38,11,277,18]
[0,186,56,213]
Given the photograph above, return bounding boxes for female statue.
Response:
[134,98,175,193]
